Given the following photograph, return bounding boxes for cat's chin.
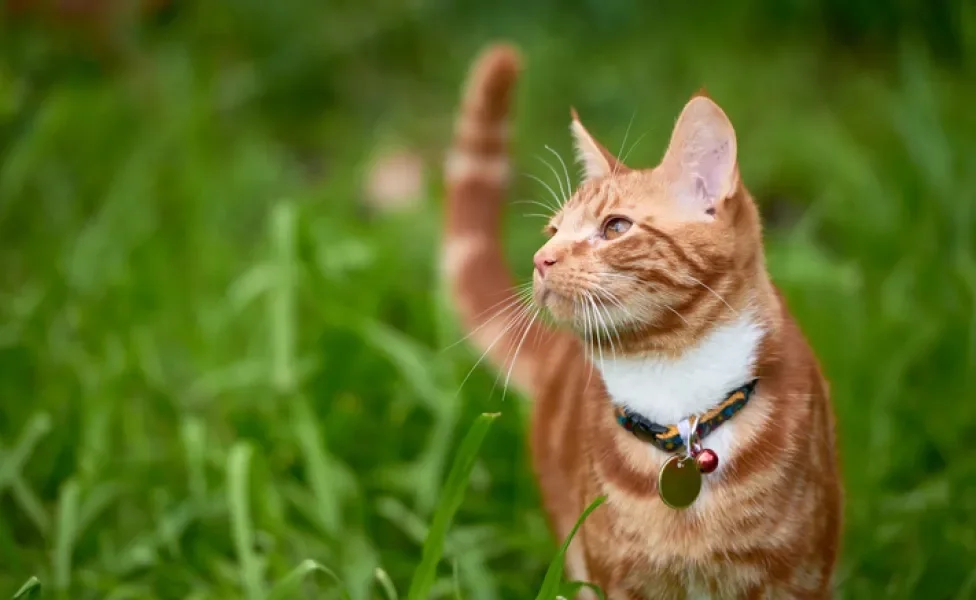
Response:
[536,289,575,323]
[536,288,638,333]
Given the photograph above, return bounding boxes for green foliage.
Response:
[534,496,606,600]
[11,577,41,600]
[406,413,499,600]
[1,1,975,599]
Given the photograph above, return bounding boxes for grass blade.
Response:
[269,200,297,395]
[560,581,606,600]
[52,478,81,591]
[11,576,41,599]
[290,397,343,535]
[76,483,124,543]
[405,412,499,600]
[267,559,344,600]
[374,567,399,600]
[339,531,380,600]
[227,442,265,600]
[180,416,208,502]
[452,560,463,600]
[534,495,607,600]
[11,477,50,536]
[0,413,52,493]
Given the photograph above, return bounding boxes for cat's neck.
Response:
[598,311,767,426]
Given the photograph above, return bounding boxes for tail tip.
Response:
[465,42,522,103]
[475,42,522,79]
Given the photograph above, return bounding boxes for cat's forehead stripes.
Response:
[568,177,619,214]
[553,181,621,232]
[559,170,682,225]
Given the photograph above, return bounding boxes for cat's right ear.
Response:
[570,108,629,182]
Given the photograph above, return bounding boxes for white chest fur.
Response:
[598,314,765,448]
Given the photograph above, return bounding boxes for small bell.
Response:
[695,448,719,474]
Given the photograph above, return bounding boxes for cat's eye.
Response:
[602,216,632,240]
[543,224,558,237]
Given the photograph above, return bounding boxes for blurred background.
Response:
[1,1,975,598]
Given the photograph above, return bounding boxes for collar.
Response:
[614,379,759,453]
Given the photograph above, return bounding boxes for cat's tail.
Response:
[442,44,566,397]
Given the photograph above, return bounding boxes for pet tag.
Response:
[657,455,702,509]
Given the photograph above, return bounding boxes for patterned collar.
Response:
[614,379,759,453]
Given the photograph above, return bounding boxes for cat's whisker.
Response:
[524,173,565,212]
[615,110,637,169]
[590,292,611,350]
[586,297,598,364]
[585,291,606,371]
[512,199,558,216]
[575,295,586,353]
[619,131,649,166]
[589,290,617,366]
[577,294,597,392]
[545,145,574,204]
[590,272,694,328]
[664,304,691,326]
[609,109,637,190]
[577,295,591,361]
[440,287,534,353]
[631,292,688,327]
[533,154,569,205]
[683,274,739,316]
[597,272,640,283]
[491,301,538,394]
[604,296,628,349]
[591,286,628,355]
[501,305,541,401]
[592,285,633,316]
[454,299,536,396]
[490,299,539,399]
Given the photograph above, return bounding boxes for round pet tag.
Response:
[657,455,702,509]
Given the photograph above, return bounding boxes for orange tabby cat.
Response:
[442,44,843,599]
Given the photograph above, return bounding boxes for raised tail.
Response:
[442,44,578,397]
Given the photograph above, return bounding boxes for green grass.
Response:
[1,2,975,599]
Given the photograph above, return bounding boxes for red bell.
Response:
[695,448,719,474]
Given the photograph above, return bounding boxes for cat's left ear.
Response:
[660,92,738,215]
[570,108,630,182]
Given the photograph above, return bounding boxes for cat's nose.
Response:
[533,250,558,277]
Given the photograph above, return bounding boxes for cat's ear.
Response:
[660,91,738,214]
[570,108,629,181]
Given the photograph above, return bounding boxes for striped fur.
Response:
[443,44,843,600]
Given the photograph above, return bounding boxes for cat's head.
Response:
[532,93,763,344]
